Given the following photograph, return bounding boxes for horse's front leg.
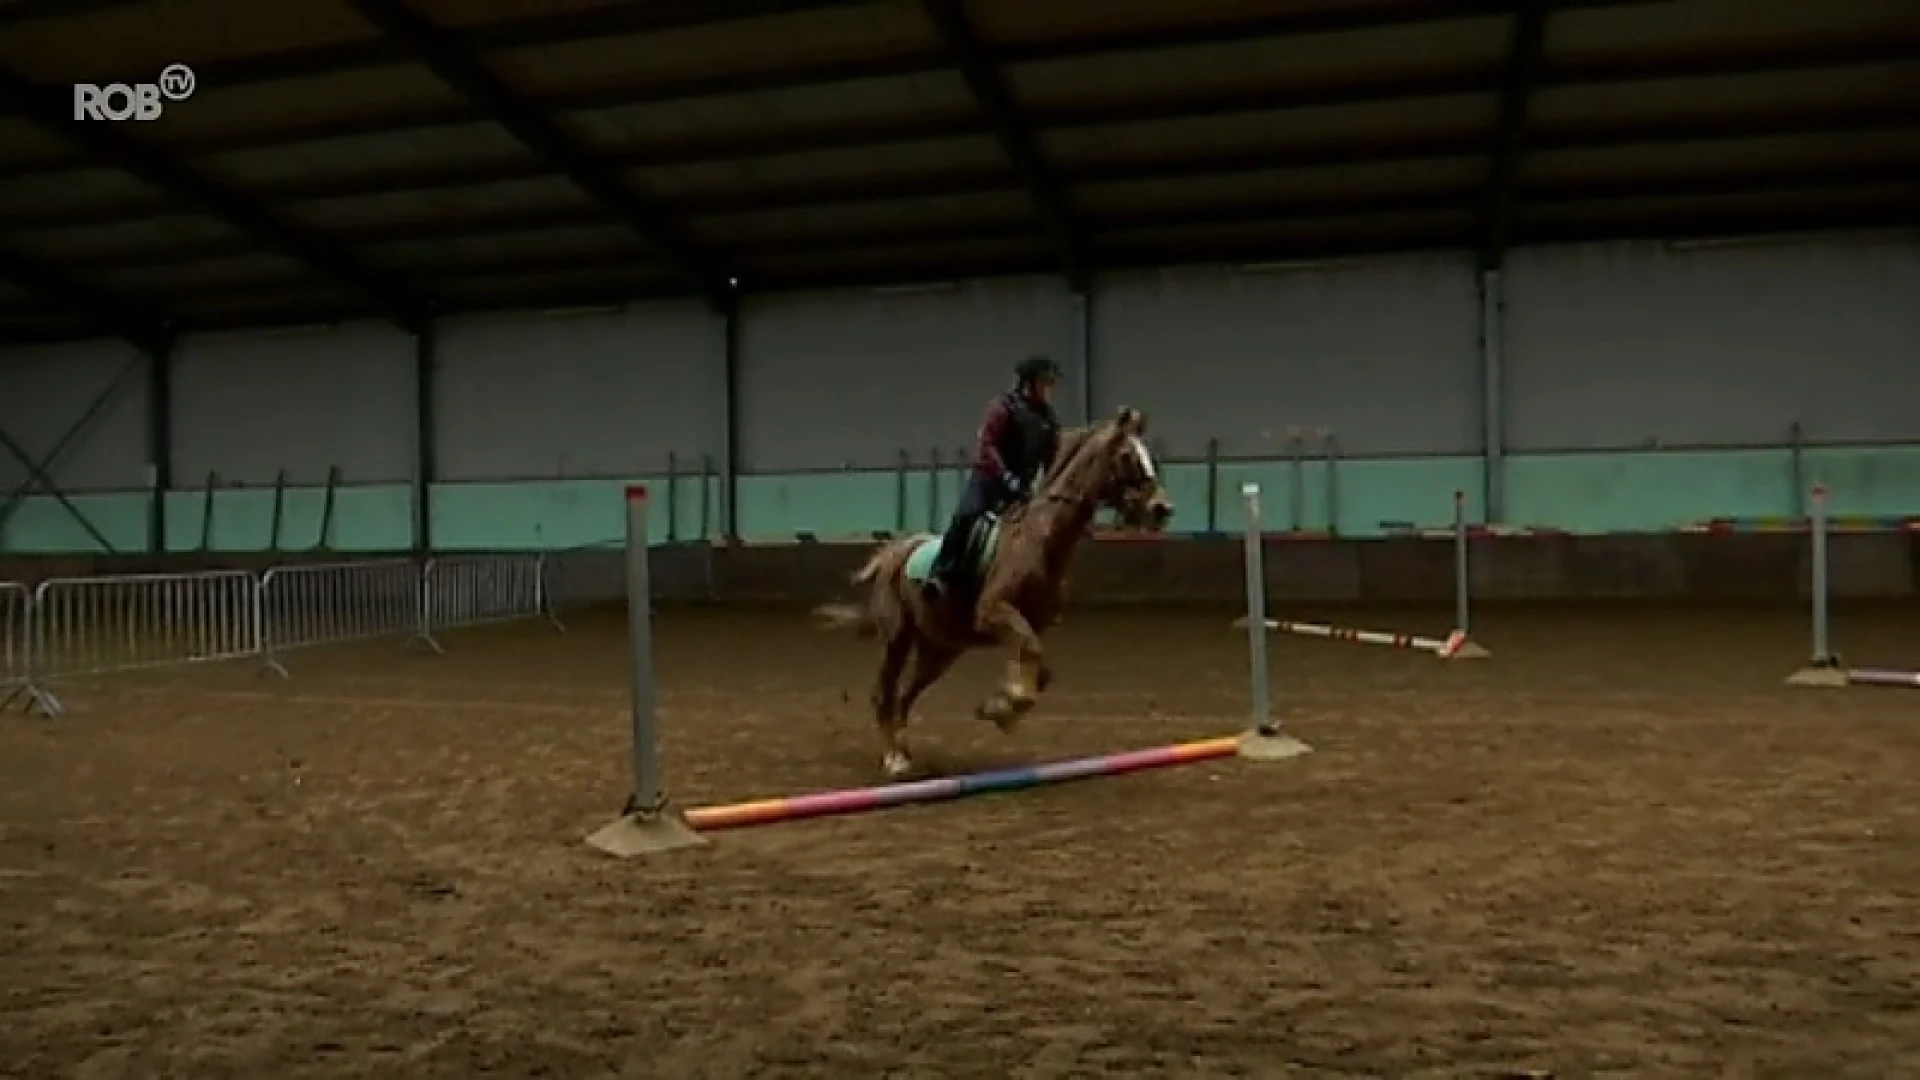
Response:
[872,631,914,778]
[974,601,1044,733]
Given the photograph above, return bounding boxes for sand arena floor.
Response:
[2,604,1918,1078]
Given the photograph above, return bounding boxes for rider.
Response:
[923,354,1063,600]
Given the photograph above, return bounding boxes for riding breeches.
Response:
[930,473,1006,582]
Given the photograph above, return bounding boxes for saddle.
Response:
[907,513,1002,596]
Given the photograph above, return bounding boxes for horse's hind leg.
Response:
[897,642,960,727]
[871,631,914,779]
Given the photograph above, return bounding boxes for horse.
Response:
[817,407,1175,778]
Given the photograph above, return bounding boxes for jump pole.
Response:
[585,484,706,857]
[1232,489,1489,660]
[1786,484,1920,689]
[686,736,1243,830]
[1234,482,1313,762]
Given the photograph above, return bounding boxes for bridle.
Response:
[1037,426,1154,515]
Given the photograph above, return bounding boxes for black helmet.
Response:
[1016,354,1060,383]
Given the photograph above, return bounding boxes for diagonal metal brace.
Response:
[0,349,143,535]
[0,424,117,553]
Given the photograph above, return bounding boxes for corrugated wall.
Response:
[172,322,416,485]
[10,234,1918,508]
[736,277,1077,472]
[1094,255,1483,459]
[434,302,723,481]
[1503,237,1920,452]
[0,340,151,492]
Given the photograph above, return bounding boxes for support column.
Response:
[413,323,438,553]
[147,336,173,553]
[721,302,741,541]
[1478,269,1507,525]
[1072,289,1093,424]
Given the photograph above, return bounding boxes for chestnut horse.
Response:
[817,407,1174,778]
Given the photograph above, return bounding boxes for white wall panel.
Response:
[0,340,150,492]
[738,277,1076,472]
[173,322,415,484]
[1504,236,1920,451]
[436,302,722,480]
[1094,256,1482,458]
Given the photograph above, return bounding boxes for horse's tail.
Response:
[812,537,914,636]
[812,602,873,634]
[849,546,890,587]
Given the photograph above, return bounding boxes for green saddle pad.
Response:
[903,517,1001,583]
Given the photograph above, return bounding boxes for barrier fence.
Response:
[25,571,263,716]
[1,554,565,717]
[423,555,546,648]
[2,581,28,704]
[259,559,432,678]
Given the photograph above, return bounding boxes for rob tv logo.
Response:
[73,63,195,121]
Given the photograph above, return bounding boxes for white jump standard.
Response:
[585,485,706,857]
[1233,489,1489,660]
[1234,482,1312,762]
[1786,484,1920,690]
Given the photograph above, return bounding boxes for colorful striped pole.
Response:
[687,736,1241,831]
[1786,485,1920,690]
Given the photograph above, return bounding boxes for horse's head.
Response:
[1051,407,1175,531]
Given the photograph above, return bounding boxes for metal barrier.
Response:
[421,554,546,649]
[259,559,432,678]
[15,571,261,717]
[0,580,44,714]
[1,551,584,714]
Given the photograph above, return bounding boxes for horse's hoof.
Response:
[1035,667,1054,692]
[882,750,914,779]
[978,692,1031,734]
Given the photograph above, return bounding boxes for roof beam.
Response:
[0,66,427,333]
[3,22,1907,175]
[0,1,877,115]
[1479,2,1550,269]
[342,0,734,311]
[920,0,1088,288]
[0,243,170,352]
[20,0,1661,117]
[24,108,1920,273]
[13,95,1915,244]
[0,0,151,26]
[114,166,1920,296]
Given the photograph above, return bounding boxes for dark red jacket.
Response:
[972,390,1060,493]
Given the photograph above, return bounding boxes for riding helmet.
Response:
[1016,354,1061,383]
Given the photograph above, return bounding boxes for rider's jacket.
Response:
[972,389,1060,498]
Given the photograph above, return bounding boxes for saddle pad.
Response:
[902,519,1002,583]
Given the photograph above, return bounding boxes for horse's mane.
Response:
[999,423,1102,527]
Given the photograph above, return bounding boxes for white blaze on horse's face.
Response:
[1125,433,1175,527]
[1127,436,1157,480]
